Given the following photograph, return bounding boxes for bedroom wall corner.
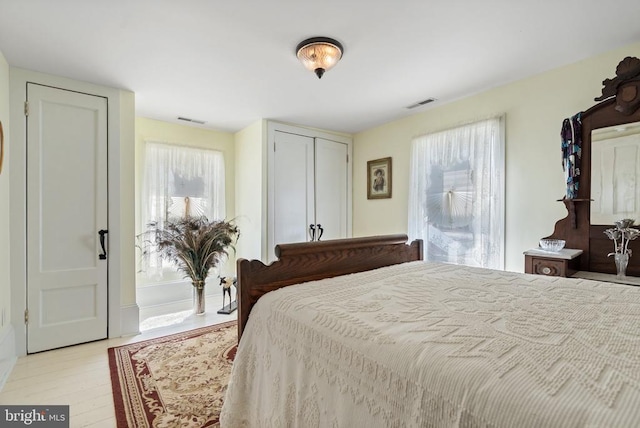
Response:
[109,89,138,338]
[0,49,15,390]
[0,325,16,392]
[234,120,267,262]
[119,304,140,337]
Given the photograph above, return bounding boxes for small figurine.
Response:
[219,276,237,312]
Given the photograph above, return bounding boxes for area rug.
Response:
[108,321,237,428]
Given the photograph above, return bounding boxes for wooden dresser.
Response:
[524,248,583,277]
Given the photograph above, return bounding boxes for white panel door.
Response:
[27,83,108,353]
[271,131,315,259]
[314,138,348,241]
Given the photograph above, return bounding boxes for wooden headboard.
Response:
[236,234,423,341]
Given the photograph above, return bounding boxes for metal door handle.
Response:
[316,224,324,241]
[98,229,108,260]
[309,224,316,241]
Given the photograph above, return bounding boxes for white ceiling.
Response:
[1,1,639,134]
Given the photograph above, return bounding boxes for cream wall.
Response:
[0,50,13,374]
[119,92,137,308]
[135,117,236,281]
[0,52,9,328]
[234,120,267,261]
[353,42,640,272]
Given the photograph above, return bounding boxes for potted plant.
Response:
[140,216,239,314]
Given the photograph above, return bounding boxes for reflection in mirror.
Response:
[591,122,640,225]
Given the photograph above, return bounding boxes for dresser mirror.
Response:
[591,121,640,225]
[547,56,640,276]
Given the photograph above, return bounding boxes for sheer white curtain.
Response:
[408,117,505,269]
[141,141,226,278]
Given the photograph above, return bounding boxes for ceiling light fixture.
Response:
[296,37,344,79]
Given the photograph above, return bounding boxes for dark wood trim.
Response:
[236,234,423,341]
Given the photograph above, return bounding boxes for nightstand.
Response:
[524,248,583,277]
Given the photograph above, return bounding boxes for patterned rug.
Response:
[108,321,237,428]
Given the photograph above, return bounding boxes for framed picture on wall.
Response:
[367,157,392,199]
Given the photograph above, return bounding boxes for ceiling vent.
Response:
[177,116,206,125]
[406,98,437,109]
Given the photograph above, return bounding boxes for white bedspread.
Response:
[220,262,640,427]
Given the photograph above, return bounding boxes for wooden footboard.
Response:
[236,234,423,341]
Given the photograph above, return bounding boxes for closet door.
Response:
[271,130,315,259]
[315,138,348,241]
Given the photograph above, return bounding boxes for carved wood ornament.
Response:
[595,56,640,115]
[548,56,640,276]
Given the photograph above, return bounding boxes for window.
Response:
[141,142,225,278]
[408,117,505,269]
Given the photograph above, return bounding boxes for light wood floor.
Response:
[0,294,235,427]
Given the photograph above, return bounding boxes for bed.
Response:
[220,235,640,427]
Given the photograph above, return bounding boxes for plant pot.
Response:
[615,252,629,279]
[193,282,205,315]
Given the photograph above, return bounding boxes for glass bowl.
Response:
[539,239,565,253]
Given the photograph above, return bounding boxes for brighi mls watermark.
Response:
[1,406,69,427]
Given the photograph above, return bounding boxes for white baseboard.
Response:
[0,325,17,392]
[118,304,140,337]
